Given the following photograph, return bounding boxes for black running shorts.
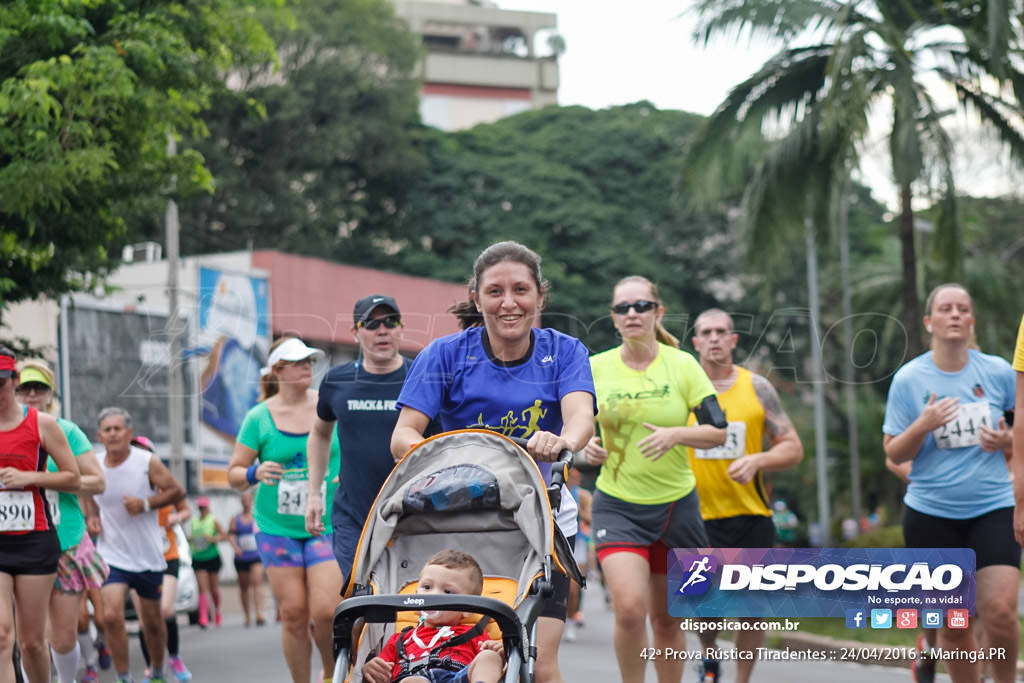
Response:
[591,488,708,570]
[0,530,59,576]
[704,514,776,549]
[903,505,1021,570]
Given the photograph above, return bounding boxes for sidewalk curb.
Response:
[775,631,1024,679]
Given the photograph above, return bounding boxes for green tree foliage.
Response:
[174,0,423,258]
[0,0,278,317]
[686,0,1024,359]
[380,103,738,353]
[749,188,1024,525]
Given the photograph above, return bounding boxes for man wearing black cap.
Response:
[304,294,411,583]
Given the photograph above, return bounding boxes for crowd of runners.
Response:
[0,240,1021,683]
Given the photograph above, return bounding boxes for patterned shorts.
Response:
[55,533,109,594]
[257,531,334,569]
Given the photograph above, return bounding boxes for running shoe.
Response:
[214,610,222,627]
[97,643,113,670]
[80,666,99,683]
[168,656,192,682]
[256,614,266,626]
[141,667,151,683]
[911,633,935,683]
[197,611,208,629]
[562,620,577,643]
[697,658,720,682]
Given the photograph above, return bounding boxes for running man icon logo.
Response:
[677,555,717,596]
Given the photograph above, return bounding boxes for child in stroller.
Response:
[362,550,504,683]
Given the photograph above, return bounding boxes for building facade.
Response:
[394,0,560,130]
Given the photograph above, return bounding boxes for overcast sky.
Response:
[497,0,776,115]
[493,1,1023,206]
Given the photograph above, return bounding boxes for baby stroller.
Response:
[331,429,584,683]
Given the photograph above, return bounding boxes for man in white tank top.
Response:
[85,407,185,683]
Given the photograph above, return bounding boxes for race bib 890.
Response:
[0,491,36,532]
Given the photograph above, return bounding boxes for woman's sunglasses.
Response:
[611,300,658,315]
[358,315,402,331]
[15,382,51,394]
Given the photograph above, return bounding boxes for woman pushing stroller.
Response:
[391,240,603,683]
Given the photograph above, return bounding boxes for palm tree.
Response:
[685,0,1024,358]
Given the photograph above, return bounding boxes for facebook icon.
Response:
[845,609,866,629]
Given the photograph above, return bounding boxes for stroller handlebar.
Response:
[507,436,574,512]
[332,594,526,653]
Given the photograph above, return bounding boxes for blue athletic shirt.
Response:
[317,358,413,531]
[883,349,1015,519]
[396,326,596,536]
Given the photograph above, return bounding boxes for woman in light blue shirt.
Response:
[883,283,1016,683]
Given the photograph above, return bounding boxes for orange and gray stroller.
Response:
[330,429,584,683]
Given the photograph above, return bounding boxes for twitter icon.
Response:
[871,609,892,629]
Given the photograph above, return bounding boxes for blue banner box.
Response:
[667,548,976,618]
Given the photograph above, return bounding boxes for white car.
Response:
[172,523,199,616]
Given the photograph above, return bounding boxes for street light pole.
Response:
[806,218,831,545]
[839,187,861,523]
[166,135,186,489]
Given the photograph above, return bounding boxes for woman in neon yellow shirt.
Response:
[189,497,226,628]
[585,276,726,683]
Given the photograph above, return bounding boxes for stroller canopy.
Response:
[348,430,566,607]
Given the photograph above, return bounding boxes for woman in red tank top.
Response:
[0,346,81,683]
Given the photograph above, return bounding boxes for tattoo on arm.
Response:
[752,375,795,445]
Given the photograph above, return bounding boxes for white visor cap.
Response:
[260,338,325,376]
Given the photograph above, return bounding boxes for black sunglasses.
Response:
[15,382,51,394]
[611,300,658,315]
[359,315,402,331]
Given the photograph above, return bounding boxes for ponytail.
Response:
[448,295,483,330]
[655,322,679,349]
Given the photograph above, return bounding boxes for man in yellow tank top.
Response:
[687,309,804,683]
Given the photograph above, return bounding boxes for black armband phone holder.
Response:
[694,395,728,429]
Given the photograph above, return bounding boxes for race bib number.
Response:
[45,490,60,526]
[238,533,257,552]
[0,491,36,532]
[934,401,990,449]
[277,478,326,516]
[694,422,747,460]
[192,535,211,552]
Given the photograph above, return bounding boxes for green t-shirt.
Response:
[591,344,716,505]
[190,513,221,561]
[45,417,92,551]
[237,402,341,538]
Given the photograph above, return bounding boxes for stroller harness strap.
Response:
[395,617,492,677]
